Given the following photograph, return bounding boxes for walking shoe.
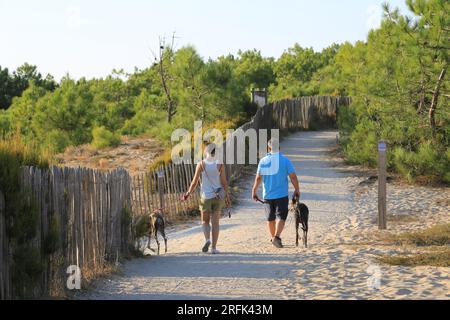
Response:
[272,236,283,248]
[202,240,211,253]
[211,248,221,254]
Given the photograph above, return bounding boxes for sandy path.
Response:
[78,130,449,300]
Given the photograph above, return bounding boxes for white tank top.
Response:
[200,159,222,200]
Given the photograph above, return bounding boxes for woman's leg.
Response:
[211,206,221,250]
[201,211,211,242]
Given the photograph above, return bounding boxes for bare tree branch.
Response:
[429,67,447,137]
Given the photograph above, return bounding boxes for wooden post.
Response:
[378,141,387,230]
[157,168,164,210]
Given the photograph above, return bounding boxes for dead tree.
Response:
[153,34,177,123]
[429,67,446,138]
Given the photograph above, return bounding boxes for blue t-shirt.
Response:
[257,152,296,200]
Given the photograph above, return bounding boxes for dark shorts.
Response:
[264,196,289,221]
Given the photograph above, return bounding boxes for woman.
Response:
[183,144,230,254]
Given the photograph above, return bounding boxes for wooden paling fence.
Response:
[0,166,132,299]
[131,163,201,223]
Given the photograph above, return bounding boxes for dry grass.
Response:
[0,132,52,168]
[56,135,164,176]
[378,223,450,267]
[388,223,450,246]
[81,262,121,286]
[48,260,121,299]
[386,214,420,224]
[378,248,450,267]
[435,198,450,207]
[413,175,449,187]
[148,149,173,171]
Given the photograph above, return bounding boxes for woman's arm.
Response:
[219,164,231,206]
[184,162,202,199]
[219,164,228,193]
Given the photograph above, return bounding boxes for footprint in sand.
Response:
[396,288,412,295]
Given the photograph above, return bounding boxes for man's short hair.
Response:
[268,138,279,150]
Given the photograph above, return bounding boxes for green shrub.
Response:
[122,205,132,223]
[0,134,51,298]
[43,214,60,255]
[44,130,71,153]
[8,194,39,243]
[344,121,378,166]
[91,126,121,149]
[0,133,50,194]
[121,108,166,137]
[393,142,445,182]
[445,148,450,183]
[0,110,10,134]
[337,104,356,137]
[12,246,44,298]
[393,147,415,181]
[132,215,149,239]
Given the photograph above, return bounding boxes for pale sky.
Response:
[0,0,409,81]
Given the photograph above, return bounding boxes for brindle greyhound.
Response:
[291,196,309,248]
[147,208,167,255]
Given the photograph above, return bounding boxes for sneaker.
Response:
[272,236,283,248]
[202,240,211,253]
[211,248,221,254]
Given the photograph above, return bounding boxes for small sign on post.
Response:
[251,88,268,108]
[378,141,387,230]
[157,168,165,210]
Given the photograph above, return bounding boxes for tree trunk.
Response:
[429,68,446,137]
[201,105,205,122]
[159,52,175,123]
[167,100,174,123]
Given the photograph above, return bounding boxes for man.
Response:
[252,138,300,248]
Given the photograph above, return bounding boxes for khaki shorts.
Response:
[200,197,225,214]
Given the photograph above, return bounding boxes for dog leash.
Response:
[254,195,266,204]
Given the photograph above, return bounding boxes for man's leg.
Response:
[265,200,276,240]
[272,197,289,248]
[267,221,276,239]
[275,197,289,238]
[275,219,285,238]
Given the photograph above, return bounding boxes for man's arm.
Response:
[252,173,262,201]
[289,172,300,199]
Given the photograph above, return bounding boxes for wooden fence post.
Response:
[378,141,387,230]
[157,168,165,210]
